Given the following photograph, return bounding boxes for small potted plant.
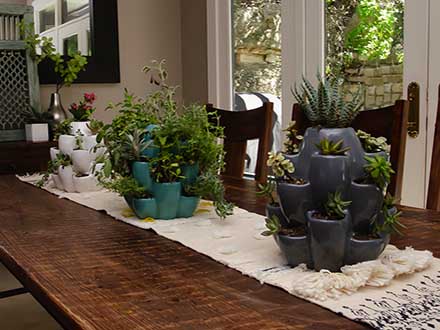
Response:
[311,138,351,205]
[71,133,94,174]
[306,191,352,272]
[23,107,52,143]
[268,152,311,225]
[56,119,75,156]
[356,129,389,159]
[262,216,311,268]
[126,129,154,190]
[68,93,96,135]
[102,176,156,218]
[55,153,75,192]
[72,172,101,193]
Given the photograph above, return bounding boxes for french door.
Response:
[207,0,439,207]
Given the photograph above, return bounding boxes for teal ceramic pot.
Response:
[274,233,312,268]
[153,182,182,219]
[142,124,160,158]
[306,210,351,272]
[132,198,157,219]
[132,161,153,190]
[181,163,199,186]
[177,195,200,218]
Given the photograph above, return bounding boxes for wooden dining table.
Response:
[0,175,439,330]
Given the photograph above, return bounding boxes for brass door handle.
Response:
[407,82,420,138]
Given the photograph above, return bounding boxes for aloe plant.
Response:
[315,138,351,156]
[364,155,395,190]
[261,215,282,236]
[292,75,363,128]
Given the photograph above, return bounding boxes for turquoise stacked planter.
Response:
[128,161,200,220]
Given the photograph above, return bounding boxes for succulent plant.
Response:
[261,215,282,236]
[267,152,295,178]
[256,180,277,205]
[364,155,394,190]
[323,191,351,220]
[283,121,303,154]
[356,129,389,153]
[292,75,363,128]
[315,138,351,156]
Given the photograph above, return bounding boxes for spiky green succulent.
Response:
[324,191,351,220]
[315,138,351,156]
[292,75,363,128]
[261,215,282,236]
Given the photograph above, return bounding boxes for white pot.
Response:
[73,175,100,193]
[83,135,97,151]
[25,124,49,143]
[51,174,64,190]
[58,135,76,156]
[70,121,92,136]
[58,166,75,192]
[50,147,60,161]
[71,150,93,174]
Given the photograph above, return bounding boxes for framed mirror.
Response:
[32,0,120,84]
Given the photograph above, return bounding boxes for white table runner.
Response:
[17,174,440,330]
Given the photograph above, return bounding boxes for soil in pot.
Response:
[279,226,307,237]
[352,232,381,240]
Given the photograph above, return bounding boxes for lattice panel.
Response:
[0,49,30,130]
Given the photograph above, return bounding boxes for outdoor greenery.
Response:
[20,22,88,92]
[315,138,351,156]
[292,75,363,128]
[323,191,351,220]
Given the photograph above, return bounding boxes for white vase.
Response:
[58,135,76,156]
[51,174,64,190]
[58,166,75,192]
[70,121,92,136]
[82,135,97,151]
[50,147,60,161]
[71,150,93,174]
[73,175,100,193]
[25,124,49,142]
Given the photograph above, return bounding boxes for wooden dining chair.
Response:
[206,102,274,183]
[292,100,409,201]
[427,86,440,210]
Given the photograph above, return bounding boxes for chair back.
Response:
[427,86,440,210]
[292,100,409,200]
[207,102,274,182]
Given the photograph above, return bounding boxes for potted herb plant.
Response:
[263,75,402,272]
[23,107,52,142]
[68,93,96,135]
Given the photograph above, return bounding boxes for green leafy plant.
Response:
[283,121,303,154]
[53,118,73,141]
[356,130,389,153]
[36,153,72,187]
[315,138,350,155]
[323,191,351,220]
[124,129,153,162]
[372,202,404,236]
[292,75,363,128]
[22,106,53,124]
[102,176,152,199]
[364,155,394,190]
[69,93,96,121]
[74,132,84,150]
[267,152,294,178]
[20,22,88,93]
[383,192,398,210]
[256,180,277,205]
[261,215,282,236]
[150,147,183,183]
[87,118,104,135]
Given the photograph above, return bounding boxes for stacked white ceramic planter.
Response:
[50,121,105,193]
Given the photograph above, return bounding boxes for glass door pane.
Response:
[232,0,282,174]
[325,0,404,109]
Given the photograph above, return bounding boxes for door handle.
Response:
[407,82,420,138]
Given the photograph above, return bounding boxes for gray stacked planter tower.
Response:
[270,127,390,272]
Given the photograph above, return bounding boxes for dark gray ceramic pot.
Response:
[266,203,290,228]
[345,233,388,265]
[277,181,313,225]
[318,127,365,179]
[309,154,351,206]
[274,233,312,268]
[306,210,351,272]
[350,181,383,233]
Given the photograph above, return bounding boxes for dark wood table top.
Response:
[0,175,439,330]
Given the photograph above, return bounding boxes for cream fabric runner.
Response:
[18,174,440,330]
